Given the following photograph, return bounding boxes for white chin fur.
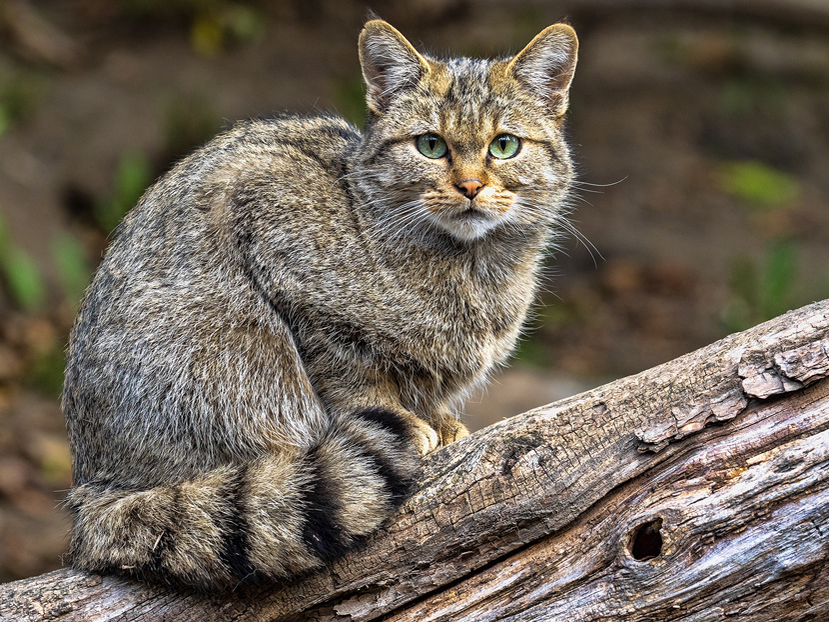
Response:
[437,215,500,242]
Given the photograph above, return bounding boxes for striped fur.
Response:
[62,20,579,589]
[66,410,417,589]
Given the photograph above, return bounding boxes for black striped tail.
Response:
[66,408,419,590]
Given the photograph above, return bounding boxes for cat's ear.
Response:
[359,20,431,114]
[508,24,578,118]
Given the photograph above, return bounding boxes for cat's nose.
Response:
[456,179,483,199]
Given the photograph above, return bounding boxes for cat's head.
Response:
[355,20,578,245]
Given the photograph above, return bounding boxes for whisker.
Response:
[511,195,602,266]
[571,176,627,188]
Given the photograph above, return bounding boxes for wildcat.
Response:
[62,19,578,589]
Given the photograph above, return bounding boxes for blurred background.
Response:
[0,0,827,582]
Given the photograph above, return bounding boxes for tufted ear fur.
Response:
[359,20,431,114]
[508,24,578,118]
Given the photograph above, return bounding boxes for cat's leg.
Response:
[429,406,469,446]
[369,408,468,453]
[323,376,441,456]
[351,403,440,456]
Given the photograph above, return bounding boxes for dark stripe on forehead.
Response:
[446,60,492,100]
[442,62,511,138]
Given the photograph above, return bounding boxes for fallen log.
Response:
[2,299,828,621]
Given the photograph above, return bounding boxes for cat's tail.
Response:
[65,409,419,590]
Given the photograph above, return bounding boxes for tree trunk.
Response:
[2,300,828,621]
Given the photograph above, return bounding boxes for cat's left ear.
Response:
[359,20,431,114]
[508,24,578,118]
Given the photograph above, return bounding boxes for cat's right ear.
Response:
[508,24,579,119]
[359,20,431,114]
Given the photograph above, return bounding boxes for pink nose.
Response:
[456,179,483,199]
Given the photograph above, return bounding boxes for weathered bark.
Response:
[2,299,828,621]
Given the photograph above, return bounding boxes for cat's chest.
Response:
[366,255,534,364]
[269,222,538,378]
[382,268,531,405]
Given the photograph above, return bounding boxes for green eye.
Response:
[416,134,448,159]
[489,134,521,159]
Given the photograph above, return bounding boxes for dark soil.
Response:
[0,0,827,581]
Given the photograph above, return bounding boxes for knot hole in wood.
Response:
[629,518,663,561]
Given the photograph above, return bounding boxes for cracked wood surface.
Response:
[1,299,828,621]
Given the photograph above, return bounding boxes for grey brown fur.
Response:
[62,20,579,590]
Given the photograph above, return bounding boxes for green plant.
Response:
[190,3,266,56]
[116,0,267,54]
[717,160,799,209]
[511,7,547,49]
[719,75,786,120]
[723,238,799,333]
[0,72,44,138]
[0,212,46,312]
[162,93,221,162]
[95,151,152,232]
[3,248,46,311]
[510,335,552,368]
[25,345,66,398]
[0,107,9,138]
[334,74,367,128]
[118,0,234,17]
[52,233,92,305]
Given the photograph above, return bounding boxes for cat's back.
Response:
[129,112,360,232]
[65,113,362,476]
[85,112,360,301]
[207,113,360,194]
[68,113,362,383]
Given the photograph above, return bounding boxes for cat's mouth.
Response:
[437,204,505,241]
[422,191,512,241]
[454,206,490,221]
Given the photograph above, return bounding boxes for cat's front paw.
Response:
[406,416,440,456]
[438,418,469,446]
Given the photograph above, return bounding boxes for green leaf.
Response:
[723,238,800,333]
[25,346,66,398]
[334,73,367,128]
[762,238,797,319]
[52,233,91,304]
[510,336,551,368]
[226,5,266,44]
[115,151,152,207]
[95,150,152,232]
[191,13,224,56]
[3,248,45,312]
[0,107,9,138]
[0,210,10,250]
[717,160,799,209]
[0,209,46,311]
